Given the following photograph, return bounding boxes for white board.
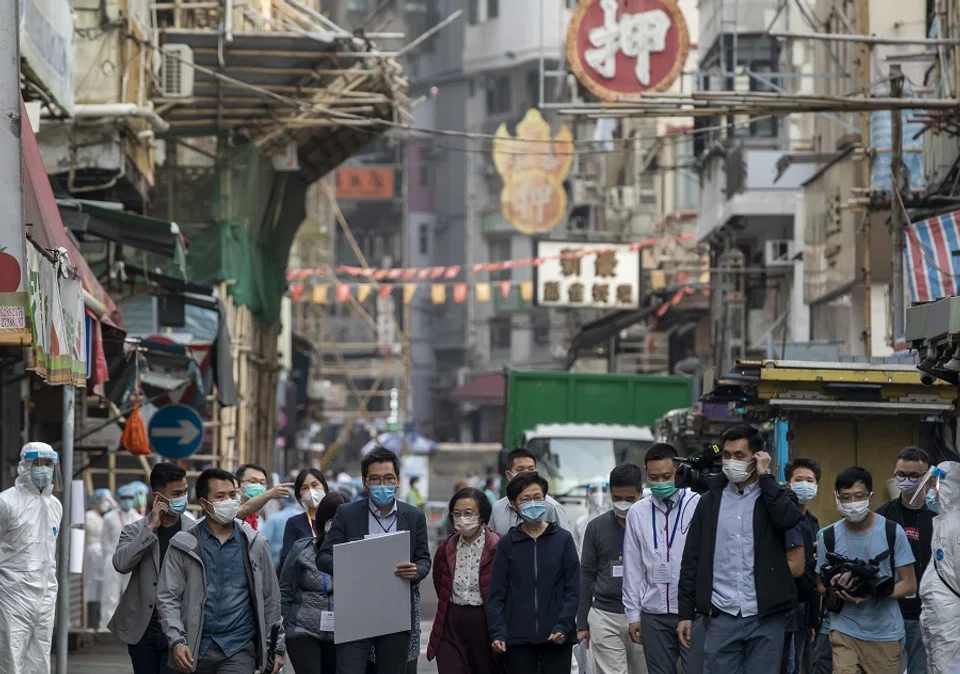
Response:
[332,530,411,644]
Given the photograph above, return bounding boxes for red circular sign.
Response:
[566,0,689,101]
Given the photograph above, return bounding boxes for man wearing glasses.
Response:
[318,446,431,673]
[876,446,934,674]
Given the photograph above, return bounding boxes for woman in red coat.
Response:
[427,487,501,674]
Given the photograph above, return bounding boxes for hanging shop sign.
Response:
[20,0,75,115]
[566,0,690,101]
[492,108,573,235]
[26,245,87,386]
[535,241,641,309]
[335,167,395,200]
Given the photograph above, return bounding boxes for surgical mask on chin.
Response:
[206,497,240,524]
[369,485,396,507]
[649,481,678,500]
[836,498,871,523]
[612,500,633,518]
[927,491,940,514]
[30,466,53,491]
[167,496,189,516]
[791,481,818,504]
[305,488,326,508]
[453,515,480,537]
[518,500,547,524]
[723,459,754,484]
[243,484,267,501]
[895,476,921,496]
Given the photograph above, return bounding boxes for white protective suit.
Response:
[99,488,141,629]
[575,482,612,554]
[0,443,63,674]
[919,461,960,674]
[83,490,113,612]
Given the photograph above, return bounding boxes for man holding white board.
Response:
[318,446,432,674]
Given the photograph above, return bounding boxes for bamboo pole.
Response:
[857,0,872,357]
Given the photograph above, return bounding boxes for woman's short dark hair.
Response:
[447,487,492,526]
[294,468,330,504]
[506,473,549,503]
[315,492,349,539]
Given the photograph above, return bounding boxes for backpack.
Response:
[822,518,897,572]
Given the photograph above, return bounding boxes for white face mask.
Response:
[305,488,326,508]
[205,497,240,524]
[836,497,872,523]
[612,500,633,517]
[723,459,754,484]
[791,481,818,504]
[453,515,480,537]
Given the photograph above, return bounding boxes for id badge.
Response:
[653,563,671,584]
[612,564,624,578]
[320,611,335,632]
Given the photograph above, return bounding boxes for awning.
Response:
[21,100,123,329]
[451,374,505,404]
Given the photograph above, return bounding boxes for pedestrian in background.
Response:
[261,496,300,570]
[406,476,425,511]
[677,423,803,673]
[101,484,143,629]
[235,463,294,532]
[157,468,285,674]
[427,487,501,674]
[109,462,193,674]
[318,446,431,674]
[280,468,329,568]
[85,488,114,629]
[0,443,62,674]
[784,457,823,674]
[487,472,580,674]
[623,443,703,674]
[489,448,571,534]
[876,446,934,674]
[577,463,646,674]
[280,491,349,673]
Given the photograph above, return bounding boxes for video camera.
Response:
[820,550,894,612]
[674,444,724,494]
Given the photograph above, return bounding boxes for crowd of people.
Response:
[0,422,958,673]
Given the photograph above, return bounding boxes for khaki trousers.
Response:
[587,607,647,674]
[830,630,903,674]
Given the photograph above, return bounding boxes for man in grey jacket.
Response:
[157,468,284,674]
[109,462,194,674]
[489,448,571,534]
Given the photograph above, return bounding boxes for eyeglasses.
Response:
[366,475,398,486]
[241,477,267,486]
[837,492,871,503]
[516,495,545,505]
[894,472,923,481]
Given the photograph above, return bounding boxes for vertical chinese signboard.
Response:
[492,109,574,235]
[535,241,641,309]
[566,0,690,101]
[0,194,29,345]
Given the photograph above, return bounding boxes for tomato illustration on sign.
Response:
[0,247,22,292]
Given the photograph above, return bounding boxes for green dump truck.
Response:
[500,370,695,497]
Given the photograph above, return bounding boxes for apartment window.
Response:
[526,70,540,106]
[532,310,550,346]
[418,223,429,256]
[486,75,511,115]
[487,0,498,19]
[468,0,478,24]
[490,317,512,350]
[418,147,430,186]
[488,237,512,282]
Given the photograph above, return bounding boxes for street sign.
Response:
[148,404,203,459]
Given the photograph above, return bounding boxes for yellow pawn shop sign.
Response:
[492,109,574,235]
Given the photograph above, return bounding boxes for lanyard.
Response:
[307,512,316,539]
[616,523,625,555]
[651,492,686,551]
[321,573,329,599]
[374,511,397,534]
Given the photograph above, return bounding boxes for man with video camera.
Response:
[816,467,917,674]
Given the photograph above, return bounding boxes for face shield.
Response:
[586,481,611,515]
[18,442,62,494]
[932,461,960,514]
[116,485,138,513]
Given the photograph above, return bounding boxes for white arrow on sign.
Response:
[152,419,201,446]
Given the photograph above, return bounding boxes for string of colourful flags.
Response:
[285,234,698,283]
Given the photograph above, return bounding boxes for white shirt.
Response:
[451,530,485,606]
[622,488,700,622]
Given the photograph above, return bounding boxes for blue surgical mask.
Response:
[518,500,547,524]
[167,496,188,516]
[927,490,940,514]
[119,499,134,512]
[30,466,53,491]
[369,485,396,507]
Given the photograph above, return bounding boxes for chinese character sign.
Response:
[536,241,641,309]
[492,109,573,235]
[567,0,689,101]
[335,167,395,200]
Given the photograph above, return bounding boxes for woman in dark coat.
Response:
[279,491,349,673]
[280,468,330,568]
[427,487,501,674]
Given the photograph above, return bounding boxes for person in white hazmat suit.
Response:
[99,484,141,629]
[920,461,960,673]
[575,481,612,554]
[0,443,63,674]
[84,488,114,628]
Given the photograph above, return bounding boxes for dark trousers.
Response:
[128,626,175,674]
[811,632,833,674]
[436,604,499,674]
[703,611,788,674]
[288,635,337,673]
[194,641,256,674]
[338,630,410,674]
[502,643,572,674]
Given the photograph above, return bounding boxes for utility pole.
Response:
[856,0,872,357]
[890,64,906,351]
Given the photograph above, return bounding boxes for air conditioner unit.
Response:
[765,239,795,267]
[159,44,195,99]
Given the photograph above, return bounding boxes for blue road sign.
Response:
[148,404,203,460]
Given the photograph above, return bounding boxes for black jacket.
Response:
[486,522,580,646]
[876,497,933,620]
[678,474,803,620]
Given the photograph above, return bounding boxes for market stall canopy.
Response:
[451,374,505,405]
